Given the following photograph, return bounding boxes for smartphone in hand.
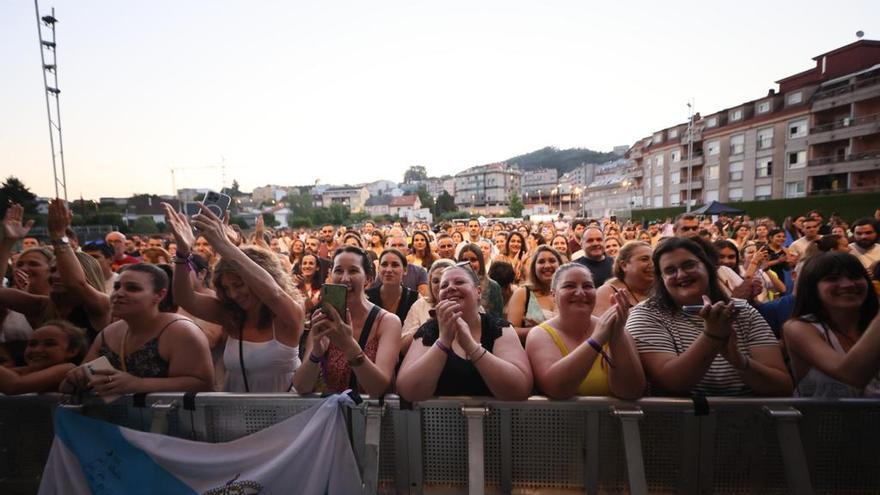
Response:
[321,284,348,322]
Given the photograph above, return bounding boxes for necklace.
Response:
[620,279,646,304]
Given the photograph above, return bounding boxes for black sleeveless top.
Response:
[413,314,508,396]
[97,319,183,378]
[67,305,99,343]
[365,285,419,324]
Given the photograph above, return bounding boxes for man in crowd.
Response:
[850,218,880,272]
[435,233,457,261]
[105,231,140,271]
[22,236,40,250]
[383,234,428,296]
[673,213,700,239]
[83,241,119,293]
[567,219,586,256]
[317,224,339,259]
[788,217,822,258]
[465,218,484,244]
[194,236,216,267]
[574,227,614,286]
[147,234,166,249]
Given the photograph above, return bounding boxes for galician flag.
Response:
[38,393,362,494]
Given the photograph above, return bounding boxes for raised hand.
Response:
[434,299,463,346]
[47,199,72,239]
[189,202,230,249]
[2,204,35,242]
[162,203,195,254]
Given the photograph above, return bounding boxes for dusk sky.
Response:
[2,1,877,199]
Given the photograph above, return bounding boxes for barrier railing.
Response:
[2,394,879,494]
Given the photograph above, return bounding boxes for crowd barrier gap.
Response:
[1,394,879,494]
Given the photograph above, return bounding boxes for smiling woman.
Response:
[0,320,86,394]
[784,252,880,397]
[624,237,793,397]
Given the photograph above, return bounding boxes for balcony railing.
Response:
[810,112,880,133]
[812,74,880,101]
[808,148,880,167]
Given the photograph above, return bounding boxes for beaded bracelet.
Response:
[587,338,615,368]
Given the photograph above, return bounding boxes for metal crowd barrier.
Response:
[1,394,879,494]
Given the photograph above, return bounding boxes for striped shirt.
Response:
[625,298,778,396]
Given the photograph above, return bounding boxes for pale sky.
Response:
[1,1,876,199]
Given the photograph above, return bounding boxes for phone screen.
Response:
[321,284,348,321]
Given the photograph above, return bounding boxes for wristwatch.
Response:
[51,236,70,246]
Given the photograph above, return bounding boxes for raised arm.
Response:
[0,204,35,278]
[48,199,111,326]
[190,203,304,340]
[164,203,229,324]
[0,287,48,320]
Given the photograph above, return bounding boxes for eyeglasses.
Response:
[661,259,702,278]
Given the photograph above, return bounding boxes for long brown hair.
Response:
[212,245,300,331]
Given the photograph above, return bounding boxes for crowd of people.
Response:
[2,199,880,401]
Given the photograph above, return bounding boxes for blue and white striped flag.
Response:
[38,393,362,494]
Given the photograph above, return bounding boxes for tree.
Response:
[508,193,524,218]
[403,166,428,183]
[132,216,159,234]
[222,179,243,197]
[0,176,38,219]
[416,185,435,211]
[435,190,457,214]
[286,192,315,217]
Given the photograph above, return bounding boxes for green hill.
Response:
[504,146,619,174]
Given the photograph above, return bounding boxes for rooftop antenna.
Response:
[34,0,68,201]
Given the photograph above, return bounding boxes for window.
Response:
[788,119,808,139]
[653,132,664,144]
[730,134,745,155]
[730,109,743,121]
[706,140,720,156]
[757,127,774,149]
[785,181,805,198]
[653,195,663,207]
[729,161,744,181]
[653,174,663,187]
[757,101,771,114]
[670,171,680,184]
[705,189,719,202]
[728,187,744,201]
[787,91,803,105]
[756,157,773,178]
[706,116,718,128]
[669,194,681,206]
[668,128,679,139]
[654,155,664,167]
[788,151,806,169]
[755,185,772,200]
[671,150,681,162]
[707,165,719,180]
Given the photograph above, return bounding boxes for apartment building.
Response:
[521,168,559,196]
[454,162,522,214]
[583,159,644,218]
[629,39,880,208]
[320,186,370,212]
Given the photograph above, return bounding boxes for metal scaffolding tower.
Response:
[34,1,68,201]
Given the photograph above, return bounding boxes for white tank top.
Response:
[223,325,301,393]
[795,316,880,398]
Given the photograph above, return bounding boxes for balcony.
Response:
[808,113,880,145]
[679,155,704,167]
[812,75,880,112]
[680,178,704,190]
[808,148,880,167]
